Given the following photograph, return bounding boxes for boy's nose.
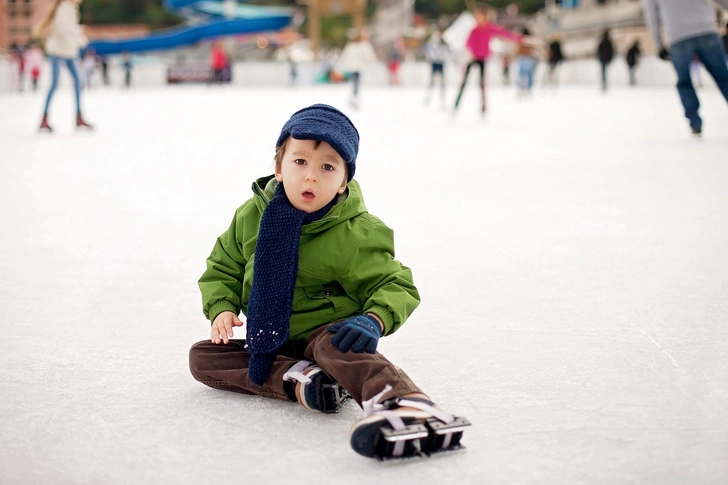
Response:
[305,169,317,183]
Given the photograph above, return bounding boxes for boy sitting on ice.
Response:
[189,104,470,460]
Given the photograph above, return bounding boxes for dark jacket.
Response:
[626,43,641,67]
[548,40,564,64]
[598,35,614,64]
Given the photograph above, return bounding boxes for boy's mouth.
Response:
[302,190,315,200]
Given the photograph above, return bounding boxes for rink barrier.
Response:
[0,57,709,93]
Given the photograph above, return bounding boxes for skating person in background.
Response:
[544,32,564,88]
[336,31,378,108]
[597,29,614,92]
[423,29,450,107]
[24,42,44,91]
[515,40,536,97]
[189,104,470,461]
[99,54,109,85]
[723,23,728,59]
[642,0,728,135]
[626,40,641,86]
[501,53,511,85]
[121,52,133,88]
[387,37,405,85]
[286,44,298,86]
[210,40,228,84]
[32,0,92,131]
[11,43,26,92]
[453,5,523,115]
[82,49,95,88]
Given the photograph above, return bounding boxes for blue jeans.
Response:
[349,72,360,97]
[43,56,82,115]
[517,57,536,91]
[669,32,728,130]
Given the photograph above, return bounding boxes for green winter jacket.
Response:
[199,175,420,341]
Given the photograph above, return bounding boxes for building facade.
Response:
[0,0,53,49]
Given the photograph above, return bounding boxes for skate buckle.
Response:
[321,382,350,414]
[427,416,472,435]
[381,423,430,442]
[379,397,404,410]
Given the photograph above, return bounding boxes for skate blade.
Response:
[382,423,429,442]
[427,443,468,458]
[427,416,471,435]
[376,439,427,463]
[377,450,427,463]
[376,444,467,463]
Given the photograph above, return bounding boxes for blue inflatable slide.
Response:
[87,0,293,55]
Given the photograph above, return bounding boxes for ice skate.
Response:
[349,385,471,461]
[283,360,350,414]
[76,113,94,130]
[691,126,702,138]
[39,114,52,133]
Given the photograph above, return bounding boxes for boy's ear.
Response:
[338,180,347,194]
[274,168,283,182]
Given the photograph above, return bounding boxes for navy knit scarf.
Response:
[247,183,337,386]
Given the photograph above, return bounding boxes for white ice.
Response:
[1,81,727,485]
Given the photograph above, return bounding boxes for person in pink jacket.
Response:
[453,5,522,115]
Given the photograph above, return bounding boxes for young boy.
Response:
[189,104,470,460]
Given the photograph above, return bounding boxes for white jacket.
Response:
[336,40,378,73]
[44,1,88,59]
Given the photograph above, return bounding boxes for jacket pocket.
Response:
[304,285,339,300]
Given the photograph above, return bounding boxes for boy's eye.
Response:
[322,163,335,171]
[294,159,306,165]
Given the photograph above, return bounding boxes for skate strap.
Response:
[282,360,314,384]
[362,385,393,416]
[396,399,455,425]
[362,385,455,424]
[377,410,408,457]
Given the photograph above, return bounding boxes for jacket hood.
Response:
[250,174,368,234]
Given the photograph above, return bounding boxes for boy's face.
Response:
[275,138,348,213]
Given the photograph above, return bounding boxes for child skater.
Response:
[515,40,537,97]
[453,5,522,115]
[189,104,470,461]
[424,29,450,108]
[24,42,44,91]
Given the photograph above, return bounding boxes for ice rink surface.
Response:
[1,81,727,485]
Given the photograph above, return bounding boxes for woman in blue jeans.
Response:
[33,0,93,132]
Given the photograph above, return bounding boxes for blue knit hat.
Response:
[276,104,359,181]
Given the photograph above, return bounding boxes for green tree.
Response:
[82,0,182,26]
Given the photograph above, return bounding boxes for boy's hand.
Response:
[328,314,383,354]
[211,311,244,344]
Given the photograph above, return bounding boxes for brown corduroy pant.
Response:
[188,324,423,406]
